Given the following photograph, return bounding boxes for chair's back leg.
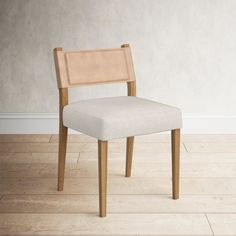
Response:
[171,129,180,199]
[125,62,136,178]
[98,140,108,217]
[58,125,68,191]
[57,88,68,191]
[126,136,134,177]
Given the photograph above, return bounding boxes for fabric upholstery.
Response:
[63,96,182,140]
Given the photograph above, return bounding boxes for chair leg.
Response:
[98,140,108,217]
[57,125,68,191]
[126,136,134,177]
[171,129,180,199]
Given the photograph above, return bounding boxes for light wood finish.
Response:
[2,195,236,214]
[57,86,68,191]
[53,46,135,88]
[171,129,180,199]
[126,137,134,177]
[2,176,236,195]
[98,140,108,217]
[0,153,78,164]
[185,142,236,152]
[49,133,236,143]
[80,151,236,163]
[2,160,236,178]
[53,44,137,216]
[2,134,236,234]
[127,80,136,96]
[50,134,97,143]
[121,44,136,179]
[0,142,187,153]
[207,214,236,235]
[53,44,182,217]
[0,213,212,236]
[122,44,137,97]
[0,134,51,143]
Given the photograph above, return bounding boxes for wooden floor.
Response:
[0,134,236,235]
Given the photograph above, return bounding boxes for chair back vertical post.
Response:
[121,44,136,96]
[54,47,69,191]
[121,44,136,178]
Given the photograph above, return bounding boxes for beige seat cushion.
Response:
[63,96,182,140]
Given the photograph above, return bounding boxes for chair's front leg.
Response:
[171,129,180,199]
[98,140,108,217]
[58,124,68,191]
[126,136,134,177]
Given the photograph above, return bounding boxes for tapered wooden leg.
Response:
[126,136,134,177]
[98,140,108,217]
[171,129,180,199]
[57,124,68,191]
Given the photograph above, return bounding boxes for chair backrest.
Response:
[53,44,136,88]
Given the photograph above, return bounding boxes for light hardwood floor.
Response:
[0,134,236,235]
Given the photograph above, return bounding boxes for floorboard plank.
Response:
[1,161,236,178]
[50,134,96,143]
[1,177,236,195]
[184,143,236,153]
[1,134,235,236]
[182,134,236,143]
[0,142,186,153]
[1,152,236,164]
[50,133,171,143]
[0,213,212,235]
[0,153,79,164]
[50,134,236,143]
[0,195,236,214]
[80,152,236,163]
[207,214,236,235]
[0,134,51,143]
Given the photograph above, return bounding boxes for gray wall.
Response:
[0,0,236,115]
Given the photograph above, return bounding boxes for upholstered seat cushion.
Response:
[63,96,182,140]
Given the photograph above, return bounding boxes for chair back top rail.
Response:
[54,44,136,88]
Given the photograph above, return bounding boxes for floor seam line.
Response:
[48,134,53,143]
[182,142,189,152]
[77,152,81,164]
[205,213,215,236]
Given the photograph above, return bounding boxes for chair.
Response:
[53,44,182,217]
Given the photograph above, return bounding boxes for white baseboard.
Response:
[0,113,236,134]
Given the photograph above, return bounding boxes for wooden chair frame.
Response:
[54,44,180,217]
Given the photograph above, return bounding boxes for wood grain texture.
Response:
[0,213,212,235]
[2,161,236,178]
[1,195,236,213]
[126,137,134,177]
[171,129,180,199]
[1,134,236,235]
[123,44,137,179]
[1,177,236,195]
[0,153,78,164]
[123,43,136,99]
[50,133,170,143]
[123,44,136,179]
[185,142,236,153]
[50,134,97,143]
[57,88,68,191]
[98,140,108,217]
[207,214,236,235]
[48,133,236,145]
[0,134,51,143]
[79,152,236,163]
[0,142,187,153]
